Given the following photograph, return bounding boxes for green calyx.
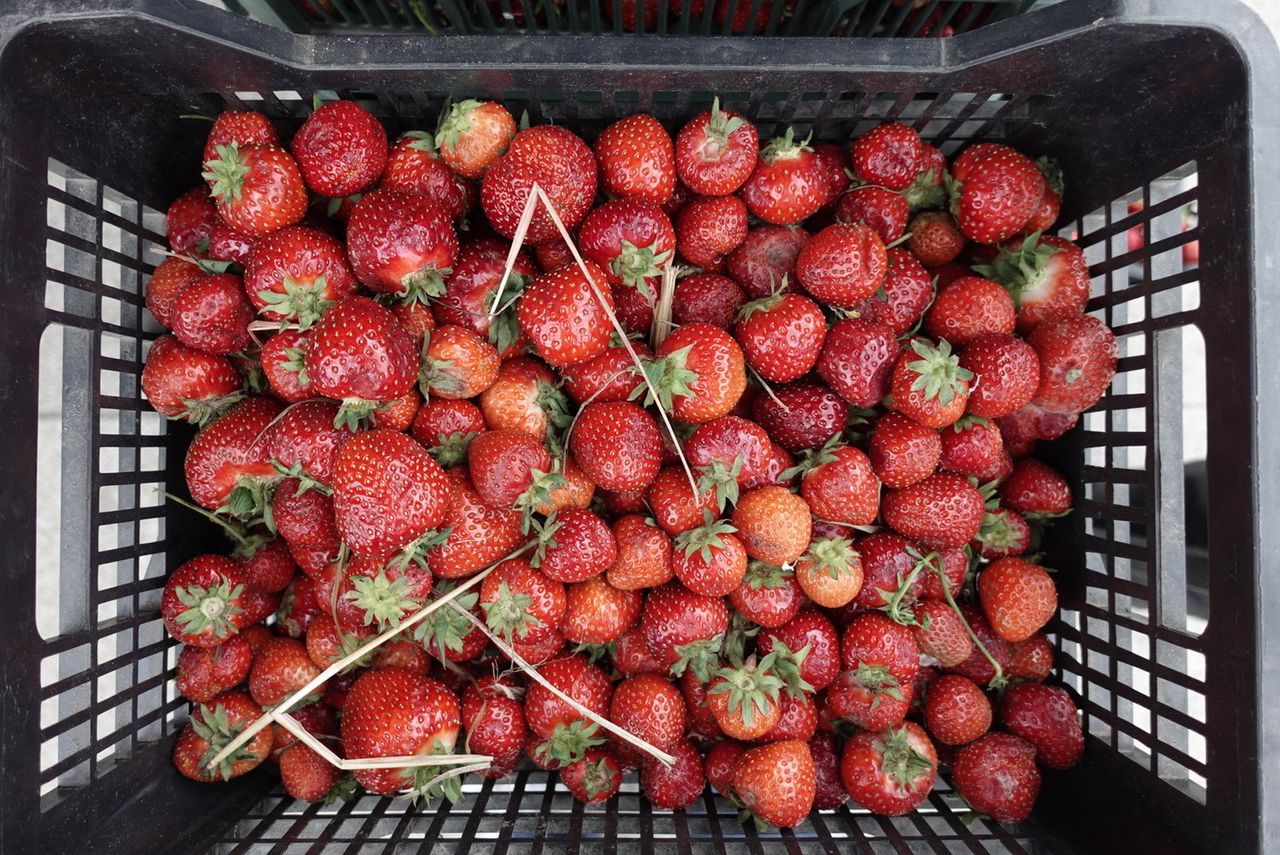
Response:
[389,527,453,574]
[763,638,814,697]
[670,634,725,683]
[976,509,1023,553]
[970,230,1061,309]
[741,559,790,590]
[675,512,738,563]
[613,240,671,294]
[429,430,479,468]
[280,346,309,385]
[735,284,787,324]
[761,127,812,163]
[780,433,843,481]
[804,536,859,581]
[577,754,617,798]
[487,270,528,354]
[852,663,905,709]
[481,580,541,641]
[631,347,698,414]
[877,554,927,627]
[420,353,461,399]
[272,460,332,497]
[161,487,259,554]
[878,725,935,787]
[193,701,254,781]
[903,166,949,212]
[218,475,277,521]
[401,266,451,304]
[573,641,614,665]
[706,96,748,149]
[537,380,573,461]
[528,513,563,569]
[177,391,245,427]
[905,338,972,405]
[258,275,333,329]
[722,610,760,664]
[403,738,466,806]
[709,654,784,729]
[404,129,439,154]
[326,193,362,217]
[412,587,479,660]
[435,100,482,152]
[1036,156,1064,196]
[333,397,381,432]
[175,575,245,641]
[201,142,249,205]
[515,469,569,535]
[540,719,606,767]
[344,567,418,630]
[696,456,744,513]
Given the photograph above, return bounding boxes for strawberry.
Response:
[184,396,281,513]
[850,248,934,335]
[974,507,1031,559]
[1008,633,1054,682]
[705,739,745,796]
[479,356,561,438]
[732,740,815,828]
[244,225,357,326]
[434,474,527,578]
[641,581,729,679]
[176,636,253,703]
[825,663,914,733]
[203,110,278,169]
[945,603,1014,687]
[730,485,811,565]
[346,189,457,302]
[852,531,925,613]
[462,677,527,777]
[648,322,746,424]
[924,276,1016,346]
[1028,314,1118,414]
[742,129,829,225]
[202,143,307,236]
[533,507,618,584]
[951,732,1041,822]
[671,515,748,597]
[166,188,217,255]
[610,673,686,751]
[562,575,643,643]
[372,639,432,674]
[337,551,435,633]
[787,438,880,525]
[808,732,848,809]
[793,536,863,609]
[341,669,463,798]
[594,113,676,206]
[142,335,243,425]
[466,427,557,511]
[275,575,322,639]
[1001,458,1071,515]
[170,272,254,356]
[162,555,254,647]
[912,600,973,668]
[647,466,718,536]
[841,722,938,816]
[938,415,1005,479]
[517,260,616,367]
[248,636,321,708]
[733,291,826,383]
[974,233,1090,332]
[278,744,340,802]
[481,125,597,243]
[331,428,451,563]
[411,398,484,464]
[562,342,647,406]
[173,691,272,782]
[726,224,808,299]
[307,295,418,425]
[1000,683,1083,770]
[266,399,352,489]
[750,380,844,452]
[675,98,759,196]
[580,198,675,295]
[708,656,786,741]
[672,272,747,329]
[923,673,991,745]
[729,561,804,628]
[613,624,667,675]
[235,535,297,595]
[949,143,1045,245]
[903,143,949,211]
[611,280,656,335]
[560,747,622,804]
[479,556,565,643]
[759,610,840,691]
[882,471,984,549]
[380,132,467,220]
[906,211,965,266]
[436,100,517,179]
[642,737,706,809]
[685,416,772,509]
[208,218,256,265]
[760,691,818,744]
[414,581,488,664]
[373,391,420,431]
[146,255,206,329]
[291,100,387,197]
[811,142,851,205]
[842,611,919,681]
[260,328,314,403]
[569,401,662,492]
[816,318,897,408]
[888,338,971,428]
[997,402,1078,451]
[977,556,1057,642]
[741,441,797,492]
[835,185,909,243]
[851,123,924,191]
[525,654,613,765]
[435,239,535,355]
[420,324,500,400]
[959,333,1041,419]
[674,193,748,271]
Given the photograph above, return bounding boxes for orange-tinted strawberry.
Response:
[977,556,1058,643]
[436,100,517,179]
[732,739,815,828]
[421,324,500,400]
[607,515,673,590]
[794,537,863,609]
[708,656,785,741]
[906,210,966,266]
[730,485,811,565]
[562,576,642,644]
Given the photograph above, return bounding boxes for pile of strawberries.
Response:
[149,93,1115,826]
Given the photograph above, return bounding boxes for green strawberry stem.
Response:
[159,489,257,554]
[925,551,1007,690]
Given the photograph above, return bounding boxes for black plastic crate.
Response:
[1,1,1277,852]
[232,0,1038,37]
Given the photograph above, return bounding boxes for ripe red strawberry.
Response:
[959,333,1041,419]
[949,143,1046,244]
[882,471,984,549]
[730,560,804,628]
[346,189,457,302]
[256,328,310,403]
[742,129,829,225]
[975,233,1090,332]
[708,656,786,741]
[569,401,663,493]
[675,193,749,271]
[810,733,848,809]
[759,610,841,691]
[413,580,488,664]
[731,485,811,565]
[202,143,307,236]
[705,739,745,796]
[646,466,718,536]
[420,324,500,400]
[170,272,254,356]
[787,439,880,526]
[461,676,527,777]
[726,224,808,299]
[248,636,321,708]
[481,125,597,243]
[202,110,278,169]
[478,556,565,643]
[428,474,524,578]
[533,508,618,583]
[525,654,613,765]
[274,575,322,639]
[176,636,253,703]
[977,556,1057,642]
[924,674,992,745]
[142,335,242,425]
[816,318,897,408]
[580,198,674,296]
[938,415,1005,479]
[648,322,746,425]
[184,396,281,513]
[278,744,339,802]
[842,611,920,682]
[517,259,616,367]
[741,441,797,492]
[341,669,462,798]
[642,737,706,809]
[835,185,910,243]
[173,691,272,782]
[1008,633,1054,682]
[559,747,622,804]
[733,739,815,828]
[609,673,686,751]
[436,100,516,179]
[372,390,420,431]
[912,599,973,668]
[826,665,914,733]
[266,400,352,491]
[291,100,387,197]
[147,255,205,329]
[852,531,924,612]
[562,575,642,643]
[951,732,1041,822]
[733,291,826,383]
[675,98,759,196]
[380,131,467,220]
[924,276,1016,346]
[905,211,965,266]
[974,507,1031,559]
[334,548,436,634]
[1001,457,1071,515]
[641,581,730,679]
[162,555,254,647]
[670,516,748,597]
[206,219,255,265]
[851,123,924,191]
[1028,313,1118,414]
[945,603,1014,687]
[607,515,672,591]
[560,344,646,410]
[410,398,484,463]
[812,141,852,204]
[305,295,418,427]
[888,339,972,428]
[848,249,933,335]
[467,427,557,512]
[166,188,217,254]
[237,537,293,596]
[435,239,535,357]
[243,225,357,326]
[671,272,746,329]
[750,380,844,453]
[841,722,938,816]
[1000,683,1084,770]
[331,429,451,562]
[685,416,772,509]
[595,113,676,206]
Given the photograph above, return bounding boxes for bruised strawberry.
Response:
[176,636,253,703]
[672,272,747,329]
[851,123,924,191]
[816,318,897,408]
[726,224,808,299]
[380,131,467,219]
[171,273,254,356]
[346,189,458,303]
[836,185,910,243]
[292,100,387,197]
[305,295,418,428]
[166,187,217,255]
